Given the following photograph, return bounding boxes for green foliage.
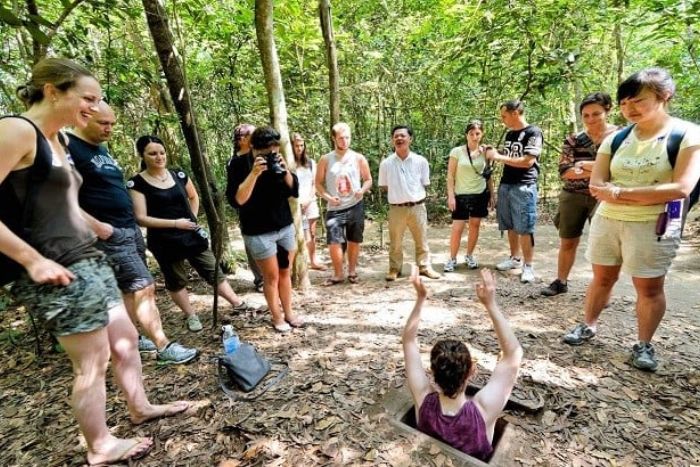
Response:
[0,0,698,214]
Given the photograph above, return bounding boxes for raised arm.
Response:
[472,269,523,428]
[402,266,432,409]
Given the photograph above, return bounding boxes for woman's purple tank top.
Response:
[417,392,494,461]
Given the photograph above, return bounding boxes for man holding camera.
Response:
[315,122,373,285]
[227,126,303,333]
[485,100,543,284]
[69,101,198,364]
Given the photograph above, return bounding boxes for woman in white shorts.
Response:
[292,133,326,270]
[563,68,700,372]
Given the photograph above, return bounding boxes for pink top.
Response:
[417,392,494,461]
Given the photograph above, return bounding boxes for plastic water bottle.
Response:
[222,325,240,355]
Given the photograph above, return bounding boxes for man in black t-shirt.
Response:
[70,102,197,364]
[485,100,543,284]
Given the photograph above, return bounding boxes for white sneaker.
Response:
[496,256,522,271]
[443,258,457,272]
[465,255,478,269]
[521,265,535,283]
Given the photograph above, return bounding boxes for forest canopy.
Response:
[1,0,698,211]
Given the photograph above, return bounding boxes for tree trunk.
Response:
[319,0,340,136]
[142,0,226,322]
[255,0,309,290]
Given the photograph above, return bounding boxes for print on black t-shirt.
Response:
[500,125,543,185]
[68,134,136,228]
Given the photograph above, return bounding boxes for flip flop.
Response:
[286,316,305,328]
[347,274,359,284]
[88,437,153,466]
[322,277,345,286]
[232,300,253,312]
[130,401,190,425]
[310,264,328,271]
[273,321,292,333]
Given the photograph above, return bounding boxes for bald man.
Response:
[69,102,197,364]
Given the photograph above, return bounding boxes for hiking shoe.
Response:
[496,256,522,271]
[541,279,568,296]
[157,342,198,365]
[138,335,157,353]
[419,267,441,279]
[465,255,478,270]
[563,323,596,345]
[186,315,203,332]
[444,258,457,272]
[520,265,535,283]
[631,342,658,372]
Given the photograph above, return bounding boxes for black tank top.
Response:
[127,170,195,245]
[4,117,100,266]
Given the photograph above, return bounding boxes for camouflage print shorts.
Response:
[12,256,122,337]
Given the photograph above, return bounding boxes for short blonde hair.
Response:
[331,122,351,137]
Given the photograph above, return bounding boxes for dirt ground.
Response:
[1,218,699,466]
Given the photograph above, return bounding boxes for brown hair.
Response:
[291,133,310,168]
[16,58,94,106]
[430,339,473,398]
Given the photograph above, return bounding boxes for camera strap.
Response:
[466,145,490,178]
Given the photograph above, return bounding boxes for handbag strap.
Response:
[170,169,197,222]
[465,144,489,177]
[217,358,289,402]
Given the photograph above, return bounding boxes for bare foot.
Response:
[310,263,328,271]
[87,437,153,466]
[130,400,190,425]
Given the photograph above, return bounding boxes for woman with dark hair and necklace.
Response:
[129,135,249,332]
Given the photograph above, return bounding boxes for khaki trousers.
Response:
[388,203,430,272]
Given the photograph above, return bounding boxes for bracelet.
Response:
[611,186,622,199]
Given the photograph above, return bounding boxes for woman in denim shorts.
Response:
[563,68,700,372]
[129,135,249,332]
[1,58,188,465]
[444,120,495,272]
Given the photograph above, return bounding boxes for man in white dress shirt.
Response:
[378,125,441,281]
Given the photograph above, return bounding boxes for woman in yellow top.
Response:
[445,120,495,272]
[563,68,700,372]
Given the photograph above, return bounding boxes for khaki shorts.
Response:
[585,215,681,278]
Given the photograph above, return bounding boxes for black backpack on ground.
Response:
[0,116,54,286]
[610,123,699,208]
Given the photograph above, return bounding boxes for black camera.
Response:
[264,152,286,176]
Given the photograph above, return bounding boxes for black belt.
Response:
[391,199,425,207]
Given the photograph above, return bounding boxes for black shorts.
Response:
[326,201,365,244]
[452,190,489,221]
